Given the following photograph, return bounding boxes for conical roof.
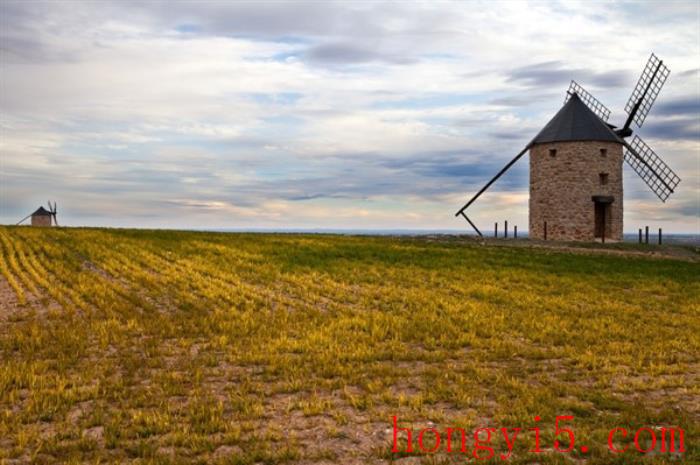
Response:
[531,93,623,145]
[32,206,52,216]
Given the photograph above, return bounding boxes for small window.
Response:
[600,148,607,157]
[549,149,557,157]
[599,173,609,185]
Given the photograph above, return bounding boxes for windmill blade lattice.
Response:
[624,135,680,202]
[624,53,669,128]
[565,81,611,121]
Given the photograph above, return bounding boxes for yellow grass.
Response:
[0,226,698,464]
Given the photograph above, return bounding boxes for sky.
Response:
[1,0,698,232]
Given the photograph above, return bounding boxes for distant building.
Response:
[30,206,53,227]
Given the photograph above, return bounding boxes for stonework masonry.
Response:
[31,215,51,227]
[529,140,624,241]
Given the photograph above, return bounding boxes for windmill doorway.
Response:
[592,196,614,240]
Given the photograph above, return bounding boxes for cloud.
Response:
[677,68,699,78]
[507,61,630,89]
[304,42,414,66]
[664,199,700,219]
[489,93,558,107]
[654,97,700,116]
[642,117,700,141]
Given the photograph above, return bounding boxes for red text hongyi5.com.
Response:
[391,415,685,460]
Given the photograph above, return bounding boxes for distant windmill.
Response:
[455,53,680,241]
[16,201,59,227]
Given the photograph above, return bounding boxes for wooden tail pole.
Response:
[459,212,482,237]
[455,145,530,236]
[16,214,32,225]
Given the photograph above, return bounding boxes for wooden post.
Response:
[544,221,547,241]
[514,225,518,239]
[494,222,498,238]
[505,220,508,238]
[658,228,662,245]
[639,228,642,244]
[645,226,649,244]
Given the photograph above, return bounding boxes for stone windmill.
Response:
[455,54,680,242]
[17,201,59,227]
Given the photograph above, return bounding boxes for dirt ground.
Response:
[418,234,700,262]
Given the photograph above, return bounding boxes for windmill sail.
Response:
[624,135,680,202]
[624,53,670,129]
[47,200,58,226]
[565,81,611,121]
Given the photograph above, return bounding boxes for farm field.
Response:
[0,226,698,465]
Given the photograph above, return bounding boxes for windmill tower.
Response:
[528,93,624,241]
[455,54,680,242]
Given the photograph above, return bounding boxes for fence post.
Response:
[505,220,508,238]
[514,225,518,239]
[658,228,662,245]
[645,226,649,244]
[639,228,642,244]
[495,222,498,238]
[544,221,547,241]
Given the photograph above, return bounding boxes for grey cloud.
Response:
[489,92,558,107]
[630,198,700,222]
[0,2,75,63]
[666,200,700,219]
[285,193,353,201]
[1,1,460,67]
[376,149,527,191]
[304,42,414,65]
[488,130,533,141]
[642,118,700,141]
[168,147,530,207]
[677,68,699,78]
[0,35,52,63]
[305,43,380,64]
[2,1,355,41]
[507,61,630,88]
[653,97,700,117]
[139,1,382,40]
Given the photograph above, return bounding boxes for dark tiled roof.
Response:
[531,93,624,145]
[32,206,52,216]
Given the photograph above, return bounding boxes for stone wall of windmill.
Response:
[529,140,624,241]
[31,210,52,227]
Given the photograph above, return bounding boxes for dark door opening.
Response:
[594,202,607,238]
